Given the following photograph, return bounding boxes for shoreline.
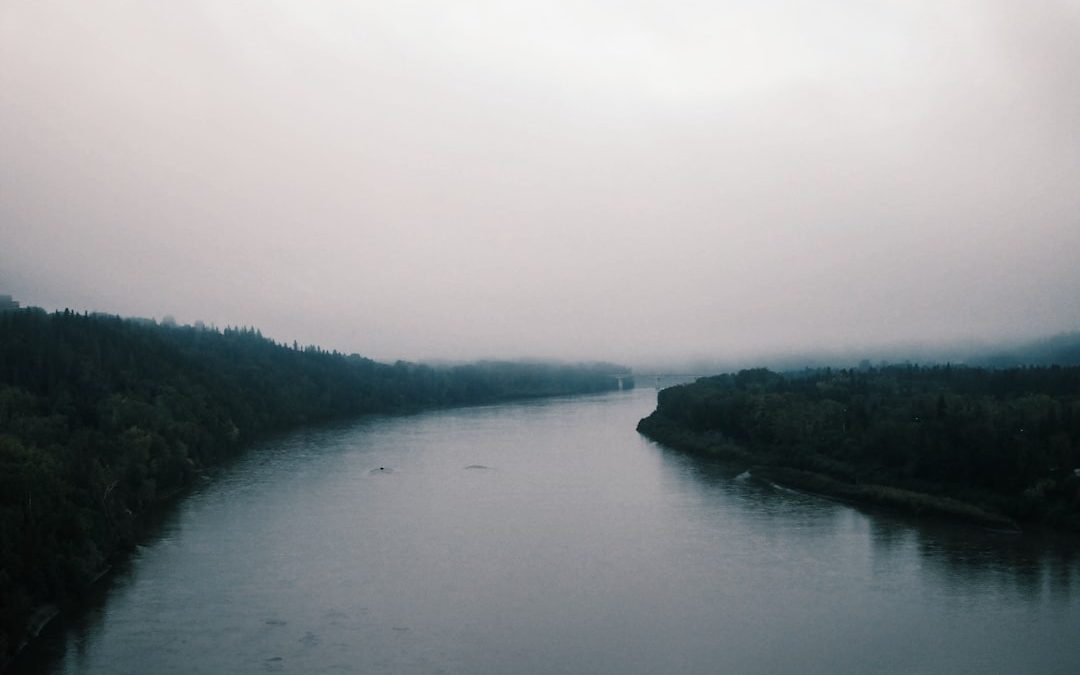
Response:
[749,465,1022,532]
[638,415,1022,533]
[2,388,636,673]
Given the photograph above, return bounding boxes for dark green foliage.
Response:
[638,365,1080,531]
[0,308,627,663]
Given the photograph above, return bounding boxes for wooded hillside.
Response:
[0,307,629,664]
[639,366,1080,531]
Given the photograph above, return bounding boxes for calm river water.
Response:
[15,387,1080,674]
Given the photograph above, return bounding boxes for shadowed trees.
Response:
[639,365,1080,530]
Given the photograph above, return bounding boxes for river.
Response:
[13,387,1080,674]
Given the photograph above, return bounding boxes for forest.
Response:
[0,307,630,664]
[638,366,1080,532]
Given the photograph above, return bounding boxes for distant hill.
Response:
[0,307,631,665]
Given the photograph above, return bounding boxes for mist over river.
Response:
[15,388,1080,674]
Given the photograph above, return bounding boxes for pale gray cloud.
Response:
[2,0,1078,364]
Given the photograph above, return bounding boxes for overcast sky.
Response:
[2,1,1078,365]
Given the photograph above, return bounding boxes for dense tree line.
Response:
[968,332,1080,368]
[638,366,1080,531]
[0,307,630,664]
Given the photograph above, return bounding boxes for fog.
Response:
[2,1,1079,365]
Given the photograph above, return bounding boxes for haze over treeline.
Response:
[2,1,1079,364]
[636,331,1080,375]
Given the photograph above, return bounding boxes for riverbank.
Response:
[637,414,1022,532]
[0,307,632,669]
[749,466,1021,531]
[637,367,1080,534]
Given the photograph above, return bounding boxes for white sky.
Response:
[2,1,1079,364]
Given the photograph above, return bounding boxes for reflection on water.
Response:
[664,435,1080,603]
[907,520,1079,604]
[12,389,1080,675]
[654,433,1080,675]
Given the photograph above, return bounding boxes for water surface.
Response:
[17,389,1080,674]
